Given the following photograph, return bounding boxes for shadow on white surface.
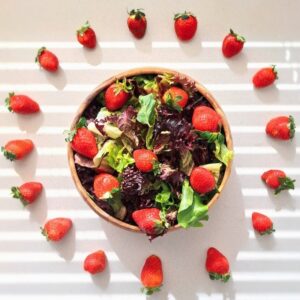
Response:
[224,52,248,75]
[90,261,111,290]
[266,137,297,161]
[28,187,48,223]
[44,67,67,90]
[254,85,280,103]
[178,33,202,57]
[83,44,102,65]
[133,29,152,54]
[16,111,44,133]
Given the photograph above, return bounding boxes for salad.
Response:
[66,72,233,239]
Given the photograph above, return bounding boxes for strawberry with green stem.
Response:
[35,47,59,72]
[253,65,278,88]
[222,29,246,58]
[5,92,40,114]
[11,182,43,206]
[162,86,189,111]
[174,11,197,41]
[1,139,34,161]
[266,115,296,140]
[252,212,275,235]
[127,9,147,39]
[41,218,72,241]
[77,21,97,48]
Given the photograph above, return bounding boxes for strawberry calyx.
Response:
[289,115,296,139]
[229,28,246,43]
[258,225,276,235]
[77,21,90,36]
[64,117,87,142]
[275,176,296,194]
[271,64,279,80]
[113,78,133,95]
[174,11,195,20]
[5,92,14,112]
[141,286,161,295]
[128,8,145,19]
[1,146,16,161]
[152,161,161,176]
[164,92,183,112]
[209,272,230,283]
[40,226,50,241]
[11,186,28,206]
[35,47,46,64]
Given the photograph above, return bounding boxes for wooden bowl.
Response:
[67,67,233,233]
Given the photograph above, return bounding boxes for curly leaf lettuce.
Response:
[178,180,209,228]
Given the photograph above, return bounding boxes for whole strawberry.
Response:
[11,182,43,206]
[5,92,40,114]
[253,65,278,88]
[41,218,72,241]
[206,247,230,282]
[261,169,295,194]
[222,29,246,58]
[77,21,97,48]
[93,173,119,199]
[141,255,163,295]
[162,87,189,111]
[192,106,222,132]
[132,208,165,239]
[35,47,59,72]
[133,149,158,173]
[174,11,197,41]
[127,9,147,39]
[104,79,133,111]
[84,250,107,274]
[266,115,295,140]
[64,117,98,159]
[1,139,34,161]
[252,212,275,235]
[190,166,215,194]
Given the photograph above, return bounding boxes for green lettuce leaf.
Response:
[155,183,172,208]
[197,131,233,166]
[137,93,156,127]
[180,149,194,175]
[106,143,135,173]
[177,180,209,228]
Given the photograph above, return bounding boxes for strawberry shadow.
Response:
[101,166,247,299]
[252,230,276,250]
[28,187,48,223]
[178,33,202,57]
[83,43,102,66]
[223,52,248,75]
[267,188,297,211]
[90,262,111,289]
[44,67,67,90]
[16,111,44,134]
[266,137,296,161]
[254,85,280,103]
[133,29,152,54]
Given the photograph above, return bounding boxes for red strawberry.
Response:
[192,106,222,132]
[162,87,189,111]
[11,182,43,206]
[1,139,34,161]
[5,92,40,114]
[41,218,72,241]
[84,250,107,274]
[77,21,97,48]
[222,29,246,58]
[64,117,98,159]
[261,169,295,194]
[127,9,147,39]
[252,212,275,235]
[206,247,230,282]
[132,208,165,238]
[174,11,197,41]
[104,79,133,111]
[35,47,59,72]
[253,65,278,88]
[190,166,215,194]
[93,173,119,199]
[141,255,163,295]
[133,149,158,173]
[266,115,295,140]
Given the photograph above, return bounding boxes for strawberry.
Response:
[205,247,230,282]
[132,208,165,238]
[141,255,163,295]
[192,106,222,132]
[35,47,59,72]
[162,87,189,111]
[64,117,98,159]
[1,139,34,161]
[133,149,158,173]
[253,65,278,88]
[252,212,275,235]
[190,166,215,194]
[104,79,133,111]
[261,169,295,195]
[127,9,147,39]
[222,29,246,58]
[266,115,295,140]
[41,218,72,241]
[11,182,43,206]
[93,173,119,199]
[84,250,107,274]
[174,11,197,41]
[77,21,97,48]
[5,92,40,114]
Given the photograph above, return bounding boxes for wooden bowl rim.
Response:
[67,67,233,233]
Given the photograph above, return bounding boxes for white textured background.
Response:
[0,0,300,299]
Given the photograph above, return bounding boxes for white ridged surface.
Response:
[0,0,300,299]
